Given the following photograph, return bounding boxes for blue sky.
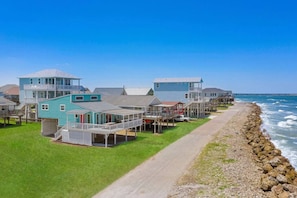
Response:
[0,0,297,93]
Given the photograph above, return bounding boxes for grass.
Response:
[217,103,233,110]
[191,140,236,197]
[0,118,209,198]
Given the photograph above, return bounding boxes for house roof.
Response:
[161,101,184,106]
[0,97,16,106]
[0,84,19,94]
[75,101,121,113]
[93,88,125,96]
[19,69,80,79]
[203,88,225,93]
[4,86,19,95]
[70,101,144,115]
[125,88,153,95]
[103,109,144,116]
[153,77,203,83]
[102,95,161,107]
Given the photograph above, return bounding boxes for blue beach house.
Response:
[38,93,143,147]
[154,77,203,103]
[153,77,205,118]
[19,69,81,121]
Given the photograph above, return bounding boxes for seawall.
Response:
[243,103,297,197]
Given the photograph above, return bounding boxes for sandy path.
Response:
[93,103,246,198]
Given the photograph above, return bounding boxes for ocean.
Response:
[235,94,297,169]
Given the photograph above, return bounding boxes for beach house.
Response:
[38,93,143,147]
[0,96,17,126]
[203,88,233,103]
[153,77,205,118]
[0,84,19,104]
[101,95,181,133]
[19,69,82,121]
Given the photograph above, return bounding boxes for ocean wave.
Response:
[277,121,294,128]
[284,115,297,120]
[279,105,289,108]
[272,139,297,168]
[277,121,292,128]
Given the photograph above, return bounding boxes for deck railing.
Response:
[24,84,81,91]
[67,119,143,132]
[54,125,68,140]
[24,98,47,104]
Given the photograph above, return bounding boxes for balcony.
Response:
[24,98,47,104]
[24,84,81,91]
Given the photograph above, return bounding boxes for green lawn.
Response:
[0,119,208,198]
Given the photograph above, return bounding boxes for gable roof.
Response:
[125,88,153,95]
[19,69,80,79]
[153,77,203,83]
[203,88,225,93]
[75,101,121,112]
[0,84,19,95]
[102,95,161,107]
[93,88,126,96]
[0,97,16,106]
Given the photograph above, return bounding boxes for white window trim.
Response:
[60,104,65,111]
[90,96,98,101]
[41,104,49,111]
[75,96,84,101]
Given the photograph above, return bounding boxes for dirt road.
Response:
[93,103,246,198]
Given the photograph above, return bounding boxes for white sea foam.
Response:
[285,115,297,120]
[272,139,297,168]
[277,121,293,128]
[280,105,289,108]
[278,109,284,112]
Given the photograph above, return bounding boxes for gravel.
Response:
[168,103,268,198]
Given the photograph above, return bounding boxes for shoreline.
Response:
[169,102,297,197]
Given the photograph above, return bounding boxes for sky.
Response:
[0,0,297,93]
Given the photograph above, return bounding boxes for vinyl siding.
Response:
[154,82,189,92]
[38,95,84,126]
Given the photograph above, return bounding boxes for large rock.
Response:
[277,174,288,184]
[261,175,279,191]
[242,104,297,196]
[270,156,283,167]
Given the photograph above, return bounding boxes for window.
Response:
[156,83,159,88]
[30,79,33,84]
[75,96,84,101]
[60,104,65,111]
[185,94,188,98]
[91,96,98,101]
[65,79,70,85]
[41,104,49,110]
[38,79,41,84]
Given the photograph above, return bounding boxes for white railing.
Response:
[24,84,56,90]
[24,84,80,91]
[67,119,143,132]
[24,98,47,104]
[54,125,68,140]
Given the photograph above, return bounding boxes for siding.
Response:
[155,91,188,103]
[41,119,58,136]
[154,82,189,92]
[38,95,84,126]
